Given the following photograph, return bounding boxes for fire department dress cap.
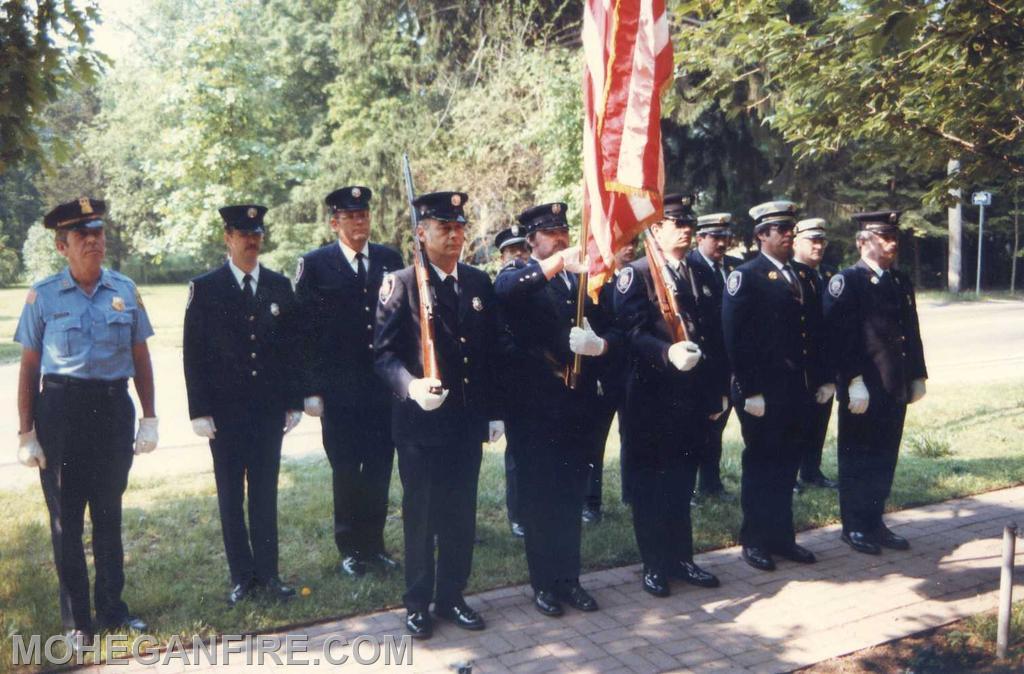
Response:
[43,197,107,230]
[325,186,372,212]
[218,205,268,233]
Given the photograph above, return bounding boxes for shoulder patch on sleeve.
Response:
[186,281,195,310]
[379,273,396,304]
[294,257,304,284]
[726,270,742,296]
[828,274,845,298]
[616,266,634,294]
[134,288,145,310]
[25,289,37,305]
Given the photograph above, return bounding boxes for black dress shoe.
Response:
[581,507,603,524]
[261,577,297,599]
[64,630,95,653]
[405,610,433,639]
[878,526,910,551]
[556,583,599,612]
[800,474,839,490]
[842,531,882,555]
[366,552,401,572]
[228,579,256,606]
[534,590,564,616]
[340,555,367,577]
[434,599,486,631]
[672,561,720,588]
[510,521,526,538]
[774,544,816,564]
[99,615,148,632]
[641,568,670,597]
[742,546,776,571]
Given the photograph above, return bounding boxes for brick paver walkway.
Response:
[102,486,1024,673]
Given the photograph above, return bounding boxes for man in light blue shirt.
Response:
[13,197,158,648]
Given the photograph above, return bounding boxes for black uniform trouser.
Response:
[36,378,134,632]
[584,400,619,512]
[504,415,525,524]
[736,390,806,551]
[322,404,394,557]
[798,397,834,482]
[696,408,730,493]
[837,395,907,536]
[209,406,284,586]
[519,420,589,594]
[630,451,699,572]
[397,436,482,611]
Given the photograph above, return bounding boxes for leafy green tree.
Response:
[0,0,106,172]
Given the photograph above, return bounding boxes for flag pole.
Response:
[565,211,592,390]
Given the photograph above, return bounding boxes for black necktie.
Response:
[438,275,458,310]
[242,273,254,297]
[782,264,802,298]
[711,261,723,291]
[355,252,367,288]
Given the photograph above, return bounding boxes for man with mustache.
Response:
[15,197,157,648]
[790,218,840,493]
[722,200,828,572]
[823,211,927,555]
[494,202,619,617]
[375,191,504,639]
[294,187,403,576]
[183,204,303,605]
[687,211,743,503]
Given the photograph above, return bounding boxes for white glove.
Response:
[848,376,870,415]
[408,378,449,411]
[815,383,836,404]
[667,341,702,372]
[17,430,46,469]
[709,396,728,421]
[192,416,217,439]
[489,420,505,444]
[134,417,159,454]
[569,317,607,357]
[909,378,926,404]
[744,395,766,418]
[283,410,302,434]
[560,245,588,275]
[304,396,324,417]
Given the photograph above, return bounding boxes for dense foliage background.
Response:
[0,0,1021,288]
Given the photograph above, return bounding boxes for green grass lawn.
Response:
[1,377,1022,670]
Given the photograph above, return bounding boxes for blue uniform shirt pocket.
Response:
[101,310,135,348]
[48,315,85,359]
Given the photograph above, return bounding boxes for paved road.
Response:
[1,298,1021,491]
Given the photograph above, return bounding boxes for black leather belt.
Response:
[43,374,128,394]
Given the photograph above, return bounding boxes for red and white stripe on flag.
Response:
[582,0,673,299]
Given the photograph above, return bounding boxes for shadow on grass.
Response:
[1,438,1023,671]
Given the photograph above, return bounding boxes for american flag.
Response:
[582,0,674,298]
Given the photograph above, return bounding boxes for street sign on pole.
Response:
[974,192,992,294]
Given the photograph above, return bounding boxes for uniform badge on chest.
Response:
[270,302,280,316]
[111,296,125,311]
[702,285,712,297]
[472,296,483,312]
[871,276,880,285]
[768,271,779,281]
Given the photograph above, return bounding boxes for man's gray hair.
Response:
[54,230,69,245]
[855,230,872,246]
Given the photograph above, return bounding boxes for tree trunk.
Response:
[1013,184,1019,295]
[947,159,962,293]
[913,236,921,287]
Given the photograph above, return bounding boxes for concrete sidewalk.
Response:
[94,486,1024,673]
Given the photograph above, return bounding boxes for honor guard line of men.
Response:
[15,187,927,645]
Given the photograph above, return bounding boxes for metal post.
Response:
[976,203,986,295]
[997,522,1017,659]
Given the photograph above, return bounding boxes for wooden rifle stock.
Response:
[643,227,689,342]
[402,154,442,392]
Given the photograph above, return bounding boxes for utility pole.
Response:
[947,159,962,293]
[973,191,992,295]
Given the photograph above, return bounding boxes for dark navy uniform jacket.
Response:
[822,260,927,404]
[183,263,304,419]
[686,251,742,399]
[721,253,826,404]
[294,242,403,410]
[493,257,620,419]
[374,263,501,446]
[615,257,720,456]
